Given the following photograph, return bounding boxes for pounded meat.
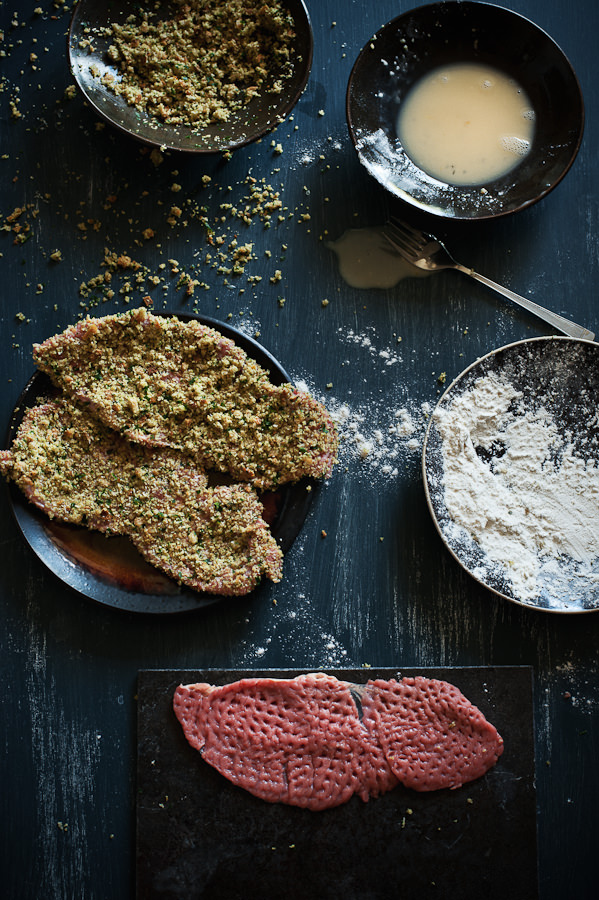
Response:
[1,398,282,595]
[173,673,397,810]
[173,673,503,809]
[33,308,338,490]
[361,676,503,791]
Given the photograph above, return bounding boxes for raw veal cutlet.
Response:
[174,673,504,810]
[0,398,282,595]
[33,309,338,490]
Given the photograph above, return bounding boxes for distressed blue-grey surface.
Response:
[1,2,597,899]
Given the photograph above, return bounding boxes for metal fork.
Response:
[384,218,595,341]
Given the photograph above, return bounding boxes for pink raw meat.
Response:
[361,676,504,791]
[173,673,396,810]
[173,673,503,810]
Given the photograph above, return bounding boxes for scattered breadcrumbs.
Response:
[97,0,297,128]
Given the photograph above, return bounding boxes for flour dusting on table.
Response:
[294,325,433,480]
[432,367,599,608]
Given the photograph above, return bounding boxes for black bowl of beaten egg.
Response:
[68,0,313,154]
[346,1,584,220]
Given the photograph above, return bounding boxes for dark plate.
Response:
[4,313,317,614]
[423,337,599,612]
[68,0,313,154]
[346,1,584,220]
[137,666,538,900]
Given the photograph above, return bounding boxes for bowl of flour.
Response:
[423,337,599,612]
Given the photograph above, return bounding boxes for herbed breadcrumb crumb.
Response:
[100,0,296,128]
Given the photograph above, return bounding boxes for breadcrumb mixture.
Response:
[101,0,297,127]
[33,309,338,489]
[0,398,282,595]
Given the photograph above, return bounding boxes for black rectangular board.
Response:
[136,667,538,900]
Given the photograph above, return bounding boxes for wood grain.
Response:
[0,1,598,898]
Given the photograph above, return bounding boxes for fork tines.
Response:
[384,217,427,256]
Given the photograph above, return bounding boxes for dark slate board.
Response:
[136,668,538,900]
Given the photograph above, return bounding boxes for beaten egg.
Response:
[397,62,535,185]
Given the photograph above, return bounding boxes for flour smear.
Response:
[428,350,599,610]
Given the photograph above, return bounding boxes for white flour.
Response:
[433,370,599,607]
[338,326,403,366]
[294,322,431,481]
[325,326,431,476]
[327,397,425,475]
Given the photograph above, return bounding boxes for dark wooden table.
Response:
[1,2,597,898]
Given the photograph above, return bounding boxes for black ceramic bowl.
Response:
[68,0,313,154]
[346,1,584,220]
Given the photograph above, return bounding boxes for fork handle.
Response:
[455,265,595,341]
